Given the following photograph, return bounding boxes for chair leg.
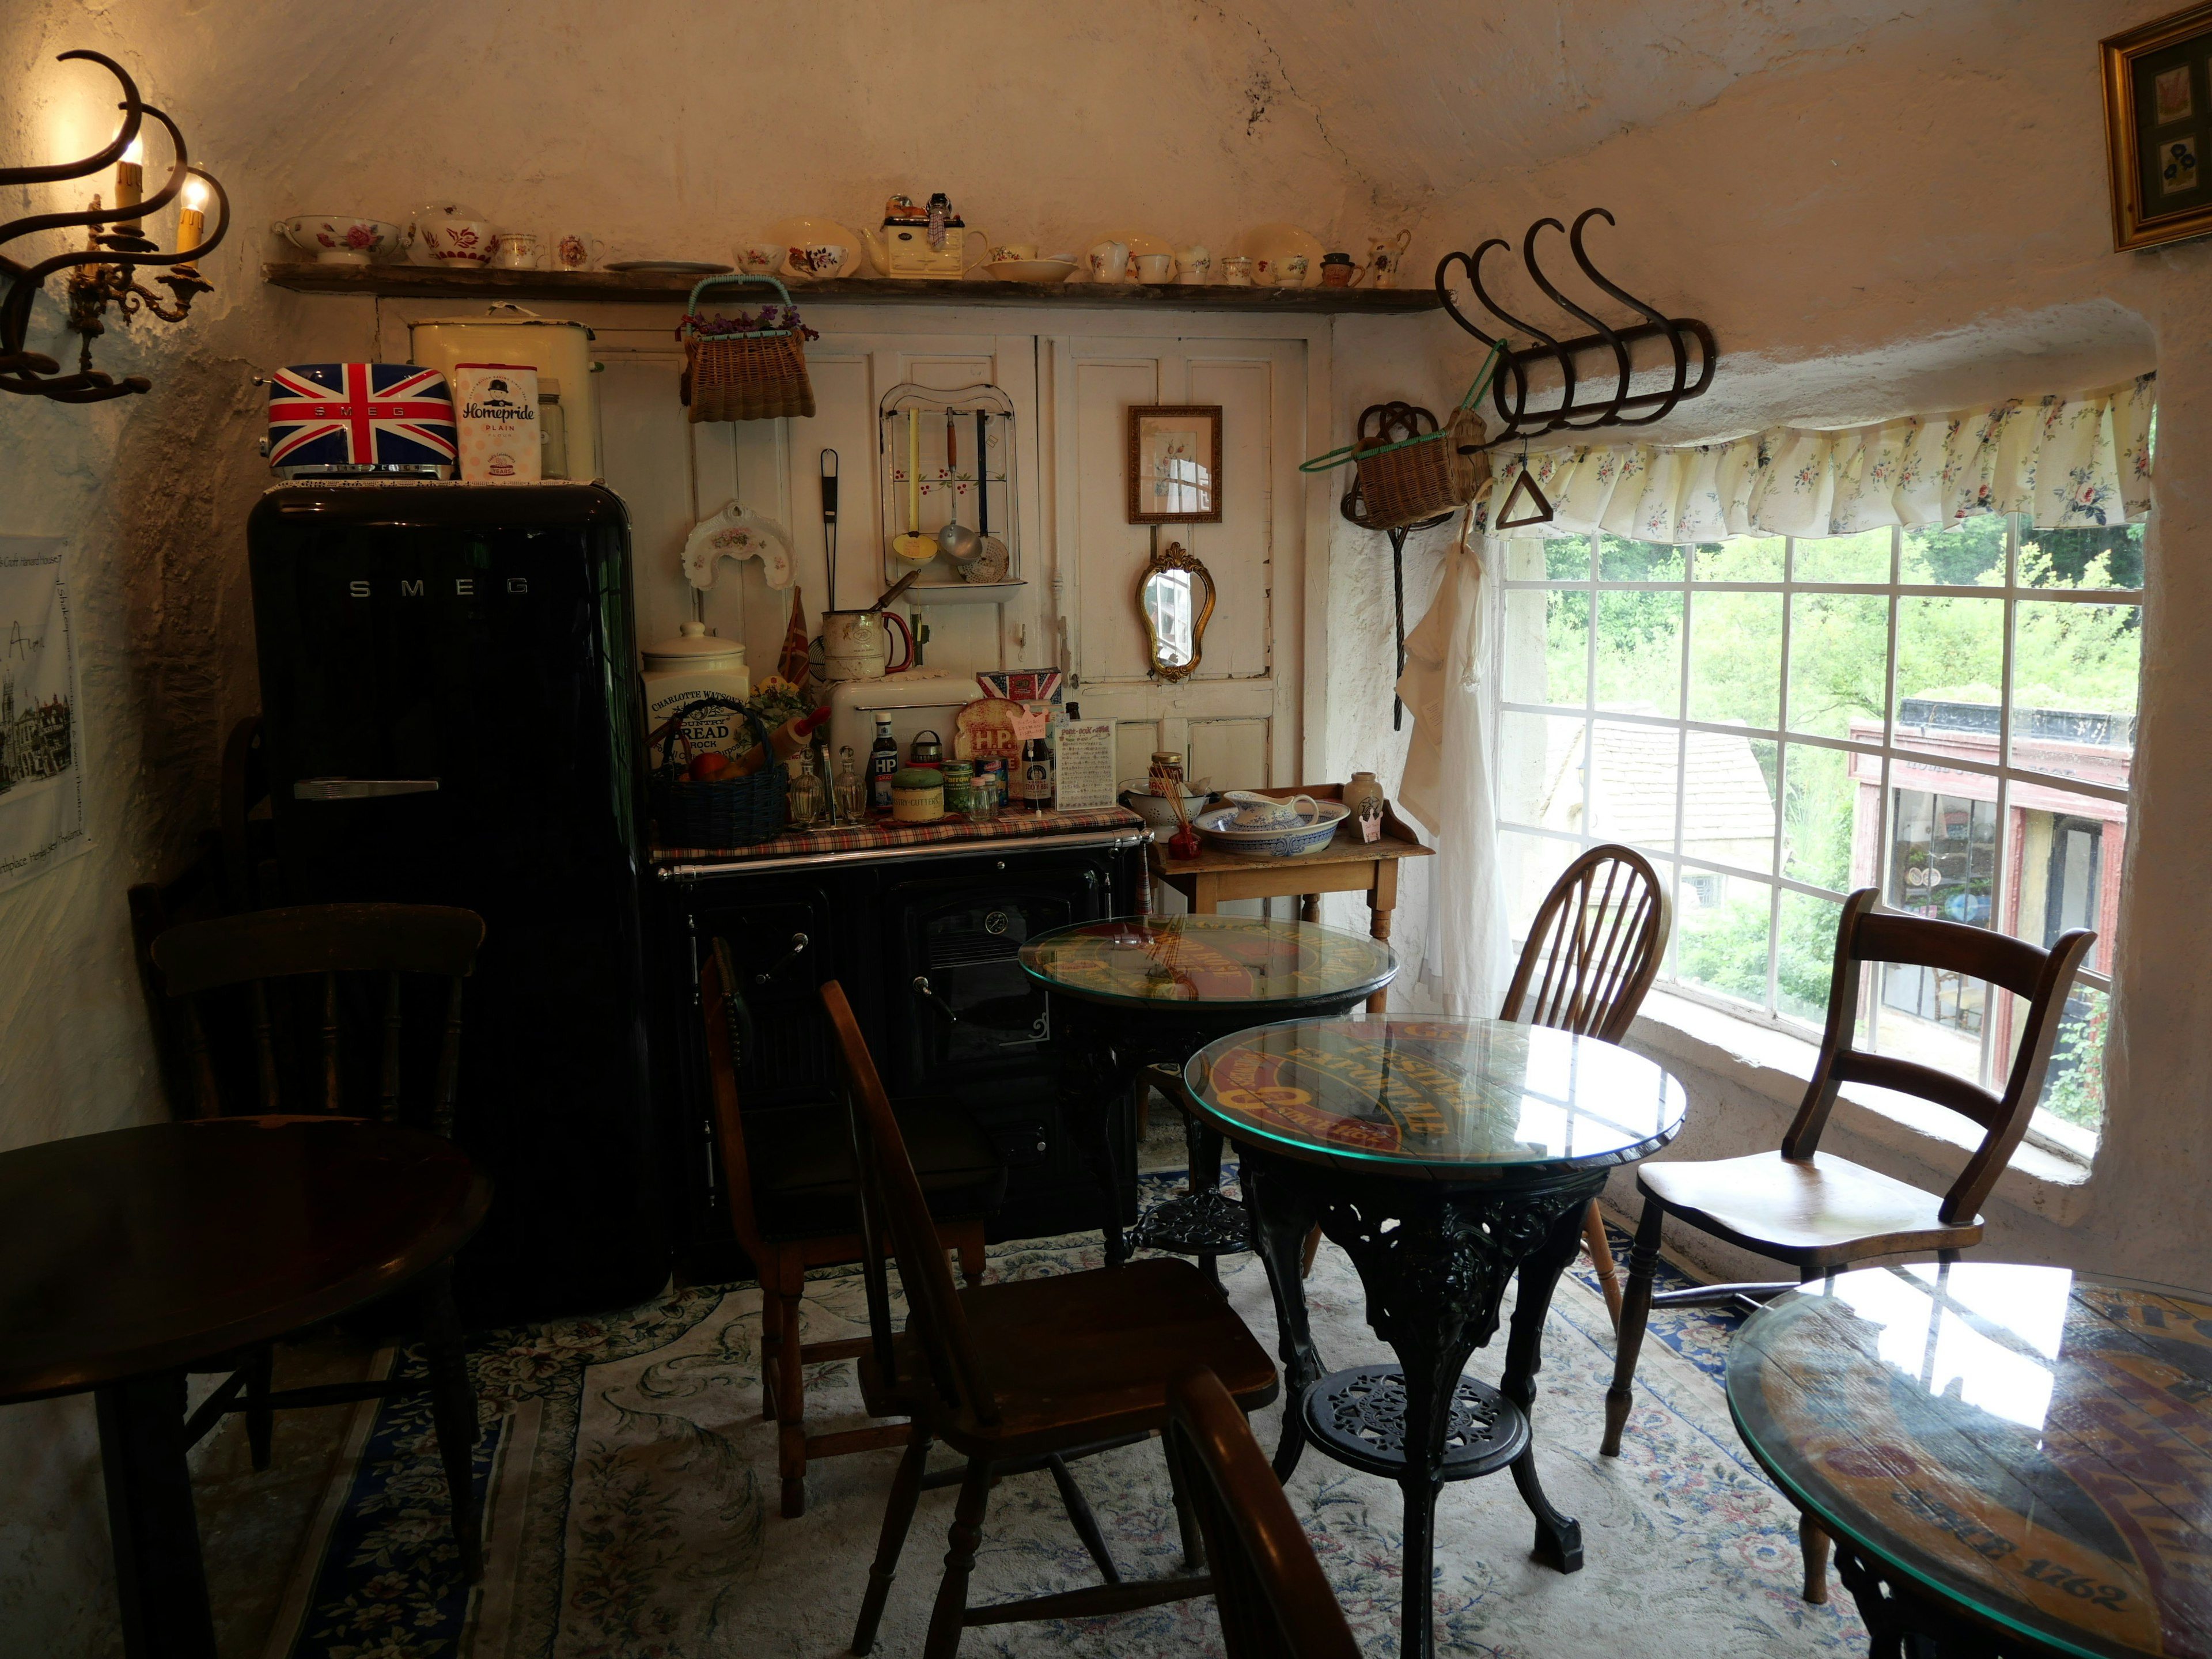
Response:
[851,1423,933,1655]
[243,1344,275,1471]
[1045,1452,1122,1584]
[1161,1440,1206,1573]
[774,1275,809,1518]
[1299,1223,1323,1279]
[1801,1513,1831,1604]
[923,1456,994,1659]
[1583,1200,1624,1330]
[953,1224,986,1288]
[1601,1198,1665,1458]
[422,1262,483,1584]
[760,1288,784,1423]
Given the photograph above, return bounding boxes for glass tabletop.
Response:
[1018,915,1396,1009]
[1728,1263,2212,1659]
[1182,1014,1687,1172]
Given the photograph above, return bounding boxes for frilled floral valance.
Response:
[1476,374,2155,544]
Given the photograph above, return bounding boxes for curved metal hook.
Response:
[0,51,142,188]
[1568,207,1690,427]
[1525,215,1630,430]
[1434,246,1501,347]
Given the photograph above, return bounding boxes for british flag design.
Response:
[265,362,458,472]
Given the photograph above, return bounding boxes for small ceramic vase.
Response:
[1343,771,1387,821]
[1088,240,1130,282]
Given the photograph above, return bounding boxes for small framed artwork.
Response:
[1126,404,1224,524]
[2103,3,2212,251]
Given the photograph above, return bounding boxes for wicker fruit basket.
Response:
[650,695,789,848]
[1301,340,1504,530]
[679,275,817,423]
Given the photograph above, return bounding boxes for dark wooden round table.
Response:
[1729,1262,2212,1659]
[0,1115,488,1659]
[1018,914,1397,1278]
[1179,1013,1688,1659]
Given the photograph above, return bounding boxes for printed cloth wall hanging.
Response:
[0,536,85,893]
[1474,374,2156,541]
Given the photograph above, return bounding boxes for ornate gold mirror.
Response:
[1137,540,1216,681]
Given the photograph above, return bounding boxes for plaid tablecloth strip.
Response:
[652,805,1149,865]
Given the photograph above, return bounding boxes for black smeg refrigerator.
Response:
[247,482,665,1324]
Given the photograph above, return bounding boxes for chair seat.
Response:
[866,1257,1278,1461]
[749,1101,1005,1241]
[1638,1149,1983,1268]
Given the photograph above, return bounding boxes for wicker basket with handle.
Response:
[649,695,790,848]
[680,275,817,423]
[1300,339,1504,530]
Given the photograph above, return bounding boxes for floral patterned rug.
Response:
[264,1183,1865,1658]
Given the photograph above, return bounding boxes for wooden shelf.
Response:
[263,263,1442,315]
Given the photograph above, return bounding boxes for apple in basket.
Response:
[688,752,733,783]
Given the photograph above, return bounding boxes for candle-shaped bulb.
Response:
[177,177,209,253]
[116,135,145,233]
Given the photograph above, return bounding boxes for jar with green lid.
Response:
[891,764,945,823]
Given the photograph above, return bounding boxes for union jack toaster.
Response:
[261,362,459,478]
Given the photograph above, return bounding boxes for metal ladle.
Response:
[937,410,980,562]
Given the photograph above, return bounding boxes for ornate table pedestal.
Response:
[1020,915,1397,1278]
[1176,1014,1690,1659]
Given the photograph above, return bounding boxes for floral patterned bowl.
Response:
[1194,799,1349,858]
[273,215,402,265]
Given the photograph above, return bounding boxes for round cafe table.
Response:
[1018,914,1396,1278]
[1177,1014,1688,1659]
[1729,1262,2212,1659]
[0,1115,488,1659]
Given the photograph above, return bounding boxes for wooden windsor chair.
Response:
[146,902,490,1581]
[822,980,1279,1659]
[1498,844,1671,1326]
[699,938,1002,1519]
[1162,1366,1362,1659]
[1600,886,2095,1601]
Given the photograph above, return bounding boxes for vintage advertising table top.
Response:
[1018,914,1397,1012]
[1183,1014,1687,1176]
[1728,1262,2212,1659]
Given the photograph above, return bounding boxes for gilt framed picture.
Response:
[1126,404,1223,524]
[2103,3,2212,251]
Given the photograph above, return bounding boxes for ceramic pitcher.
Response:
[821,608,914,681]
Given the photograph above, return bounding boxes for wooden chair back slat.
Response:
[1781,888,2096,1224]
[379,973,405,1124]
[1501,846,1671,1044]
[1163,1368,1362,1659]
[821,979,1000,1427]
[148,904,483,1135]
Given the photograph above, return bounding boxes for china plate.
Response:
[605,260,733,274]
[1237,222,1327,288]
[762,216,866,278]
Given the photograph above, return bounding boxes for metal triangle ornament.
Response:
[1494,455,1555,529]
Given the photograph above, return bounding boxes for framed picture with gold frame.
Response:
[2104,3,2212,251]
[1126,404,1223,524]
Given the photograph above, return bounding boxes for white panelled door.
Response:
[1054,334,1307,798]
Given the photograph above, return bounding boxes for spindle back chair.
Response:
[824,980,1280,1659]
[145,902,488,1581]
[1498,845,1671,1324]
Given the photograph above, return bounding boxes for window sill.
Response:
[1624,988,2094,1229]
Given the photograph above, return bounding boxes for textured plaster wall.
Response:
[3,0,2206,1649]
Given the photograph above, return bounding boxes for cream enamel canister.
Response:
[451,362,541,483]
[641,623,751,753]
[409,306,600,478]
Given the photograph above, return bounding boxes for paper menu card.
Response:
[1052,718,1116,811]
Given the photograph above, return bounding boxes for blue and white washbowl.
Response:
[1194,798,1349,858]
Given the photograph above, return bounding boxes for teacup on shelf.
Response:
[273,215,402,265]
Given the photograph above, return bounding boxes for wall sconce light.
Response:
[0,50,230,404]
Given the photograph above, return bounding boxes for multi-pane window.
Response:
[1496,515,2143,1149]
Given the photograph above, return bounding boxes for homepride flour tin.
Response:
[452,362,540,482]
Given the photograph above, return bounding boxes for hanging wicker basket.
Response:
[680,275,817,423]
[649,695,790,848]
[1301,340,1503,531]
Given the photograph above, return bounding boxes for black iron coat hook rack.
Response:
[1434,207,1717,450]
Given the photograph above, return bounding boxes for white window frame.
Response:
[1494,516,2139,1157]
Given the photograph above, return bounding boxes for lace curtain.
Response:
[1475,374,2155,543]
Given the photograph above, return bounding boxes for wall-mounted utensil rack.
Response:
[877,382,1021,603]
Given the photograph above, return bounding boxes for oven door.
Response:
[884,866,1100,1094]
